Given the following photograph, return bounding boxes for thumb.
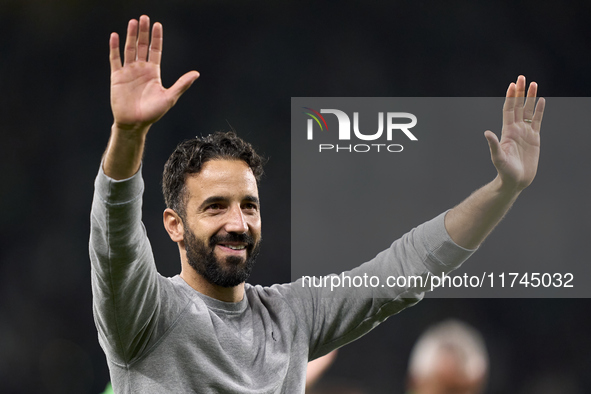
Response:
[484,130,501,162]
[167,70,200,104]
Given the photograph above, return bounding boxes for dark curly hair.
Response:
[162,131,265,218]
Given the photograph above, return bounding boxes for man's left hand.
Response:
[484,75,545,192]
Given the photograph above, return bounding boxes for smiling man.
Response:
[90,15,544,393]
[162,139,264,301]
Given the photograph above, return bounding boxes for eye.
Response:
[243,202,258,211]
[206,203,223,211]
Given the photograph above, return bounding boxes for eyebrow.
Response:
[199,195,260,209]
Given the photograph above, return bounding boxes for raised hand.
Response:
[109,15,199,130]
[484,76,545,192]
[103,16,199,180]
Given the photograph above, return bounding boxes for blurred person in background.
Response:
[407,320,489,394]
[306,350,339,391]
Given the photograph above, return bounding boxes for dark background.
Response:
[0,0,590,393]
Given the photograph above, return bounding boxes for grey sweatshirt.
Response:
[89,165,474,393]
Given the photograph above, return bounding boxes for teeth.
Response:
[225,245,246,250]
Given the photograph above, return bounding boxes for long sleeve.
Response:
[89,165,160,364]
[272,211,476,361]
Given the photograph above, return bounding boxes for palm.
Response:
[109,16,199,129]
[495,120,540,187]
[485,76,545,191]
[111,63,171,126]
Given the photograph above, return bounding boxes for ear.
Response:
[163,208,185,243]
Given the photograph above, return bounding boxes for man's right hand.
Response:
[110,15,199,131]
[103,15,199,180]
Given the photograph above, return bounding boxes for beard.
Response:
[183,226,261,288]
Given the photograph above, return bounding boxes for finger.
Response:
[166,71,200,105]
[514,75,526,123]
[123,19,138,65]
[149,22,163,65]
[484,130,502,163]
[523,81,538,122]
[502,82,516,126]
[109,32,122,72]
[137,15,150,62]
[532,97,545,133]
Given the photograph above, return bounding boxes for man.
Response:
[90,15,544,393]
[407,320,489,394]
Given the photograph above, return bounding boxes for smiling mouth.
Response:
[221,244,246,250]
[217,244,247,252]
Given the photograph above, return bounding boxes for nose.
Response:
[224,205,248,234]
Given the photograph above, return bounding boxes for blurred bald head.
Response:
[407,320,489,394]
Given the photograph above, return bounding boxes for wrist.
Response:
[112,122,152,137]
[102,124,148,180]
[491,175,522,199]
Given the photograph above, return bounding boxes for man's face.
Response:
[181,159,262,287]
